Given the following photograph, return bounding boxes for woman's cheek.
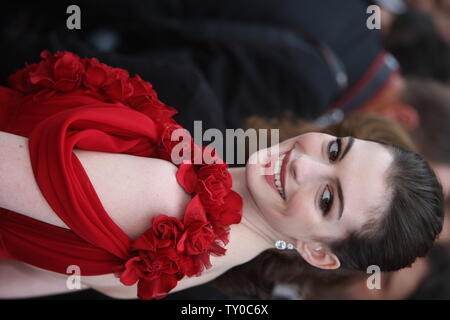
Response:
[286,196,314,221]
[284,204,317,235]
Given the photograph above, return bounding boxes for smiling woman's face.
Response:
[245,132,394,244]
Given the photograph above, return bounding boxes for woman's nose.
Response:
[291,153,331,185]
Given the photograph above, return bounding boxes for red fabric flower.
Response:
[132,215,184,251]
[127,74,158,108]
[177,222,215,256]
[120,248,183,300]
[81,57,134,102]
[176,163,198,194]
[102,68,134,102]
[197,164,232,189]
[127,75,178,123]
[157,123,187,162]
[82,57,114,89]
[120,216,186,299]
[196,164,232,208]
[177,195,218,276]
[8,63,38,93]
[177,195,215,255]
[7,50,175,108]
[9,51,84,94]
[159,124,202,165]
[50,51,84,92]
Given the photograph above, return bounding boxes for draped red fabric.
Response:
[0,50,176,279]
[0,52,243,299]
[0,94,164,275]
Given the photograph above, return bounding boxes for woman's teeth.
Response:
[274,153,286,199]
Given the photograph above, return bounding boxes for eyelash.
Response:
[320,186,334,216]
[320,138,342,216]
[328,138,342,162]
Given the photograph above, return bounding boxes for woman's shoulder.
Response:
[0,131,191,238]
[73,149,191,240]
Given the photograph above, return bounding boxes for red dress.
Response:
[0,51,242,299]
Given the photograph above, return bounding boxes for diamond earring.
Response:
[275,240,295,250]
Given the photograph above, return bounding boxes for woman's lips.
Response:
[265,170,279,196]
[263,150,290,199]
[263,153,278,195]
[280,149,292,198]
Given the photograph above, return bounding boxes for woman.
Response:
[0,51,444,299]
[245,112,450,301]
[209,112,428,299]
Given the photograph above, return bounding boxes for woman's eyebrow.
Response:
[337,137,355,220]
[339,136,354,162]
[337,180,344,220]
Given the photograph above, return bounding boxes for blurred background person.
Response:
[361,78,450,197]
[0,0,398,135]
[403,0,450,44]
[383,9,450,84]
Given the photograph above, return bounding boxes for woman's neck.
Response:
[213,166,283,272]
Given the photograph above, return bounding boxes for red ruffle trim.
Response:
[9,50,243,300]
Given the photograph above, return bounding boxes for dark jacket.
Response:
[1,0,396,134]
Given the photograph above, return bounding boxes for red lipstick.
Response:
[280,149,292,198]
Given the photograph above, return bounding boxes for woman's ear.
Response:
[296,241,341,270]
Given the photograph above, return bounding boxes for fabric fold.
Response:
[1,104,162,274]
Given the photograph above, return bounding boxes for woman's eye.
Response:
[320,185,334,216]
[328,138,342,162]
